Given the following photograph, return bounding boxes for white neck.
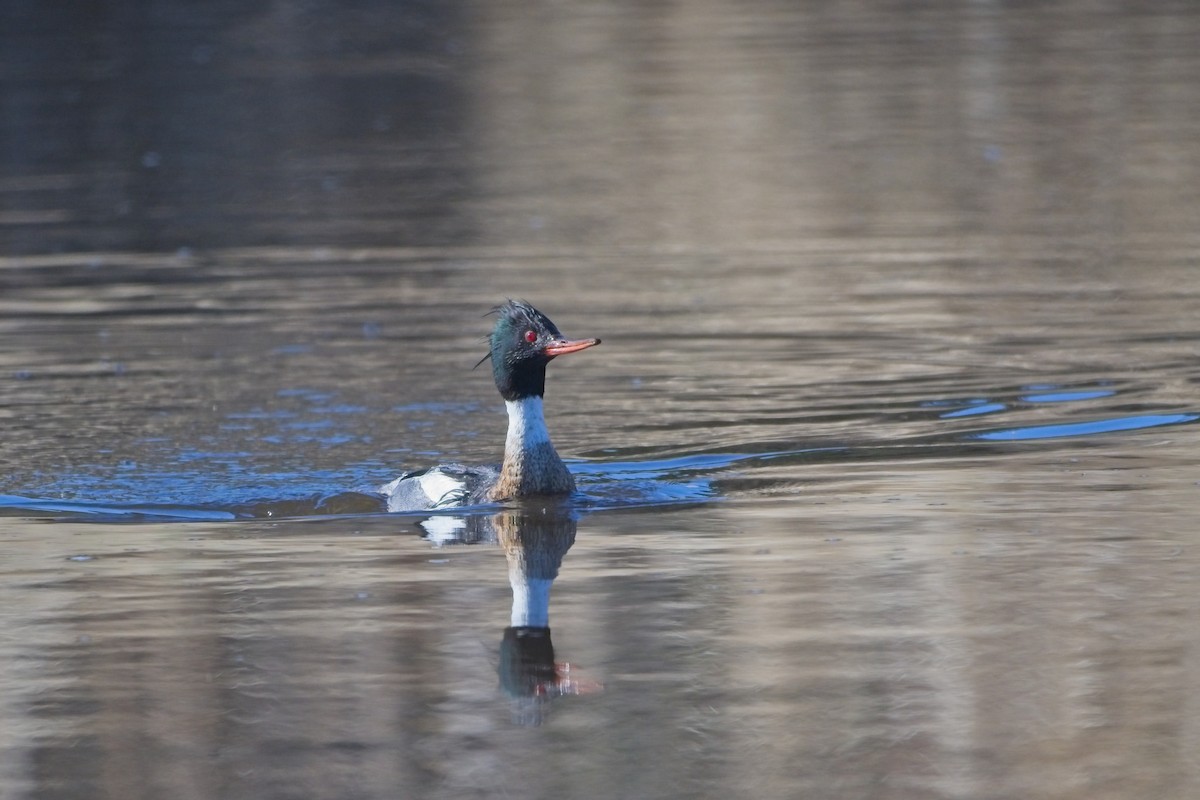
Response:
[505,396,552,456]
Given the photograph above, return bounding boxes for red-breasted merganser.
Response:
[379,300,600,511]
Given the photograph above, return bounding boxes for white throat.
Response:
[505,396,552,455]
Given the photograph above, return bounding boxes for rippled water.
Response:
[4,2,1200,799]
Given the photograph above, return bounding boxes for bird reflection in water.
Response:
[419,502,603,725]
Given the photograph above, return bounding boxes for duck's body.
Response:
[379,301,599,512]
[378,462,498,511]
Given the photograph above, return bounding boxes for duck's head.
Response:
[482,300,600,401]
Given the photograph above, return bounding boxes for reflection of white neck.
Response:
[505,396,552,457]
[509,572,552,628]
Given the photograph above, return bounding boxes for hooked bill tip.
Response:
[543,337,600,357]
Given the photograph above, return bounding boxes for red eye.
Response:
[524,330,537,343]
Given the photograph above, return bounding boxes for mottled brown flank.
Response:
[488,441,576,500]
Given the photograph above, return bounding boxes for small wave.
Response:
[0,494,238,521]
[1,445,799,522]
[940,402,1007,419]
[1020,390,1115,403]
[975,413,1199,441]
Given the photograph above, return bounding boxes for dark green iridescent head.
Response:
[481,300,600,401]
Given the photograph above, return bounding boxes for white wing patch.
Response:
[418,469,468,508]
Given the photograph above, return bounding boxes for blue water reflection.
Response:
[5,379,1197,520]
[940,402,1007,418]
[1020,390,1115,403]
[976,414,1198,442]
[927,383,1196,442]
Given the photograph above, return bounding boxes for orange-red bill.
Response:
[543,337,601,357]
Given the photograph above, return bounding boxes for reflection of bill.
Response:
[500,627,604,701]
[420,504,603,725]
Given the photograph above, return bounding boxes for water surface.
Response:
[3,2,1200,799]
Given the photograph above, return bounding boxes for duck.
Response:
[379,300,600,511]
